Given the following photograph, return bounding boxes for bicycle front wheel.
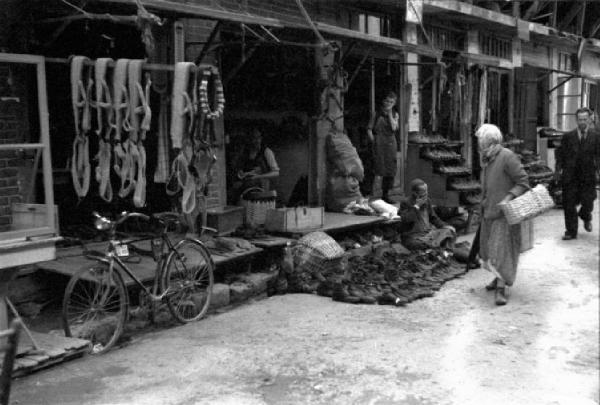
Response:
[62,264,128,354]
[162,238,214,323]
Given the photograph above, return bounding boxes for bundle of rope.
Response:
[70,56,93,198]
[127,60,152,207]
[112,59,133,196]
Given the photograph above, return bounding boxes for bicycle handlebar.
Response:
[92,211,180,236]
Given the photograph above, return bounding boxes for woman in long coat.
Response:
[476,124,529,305]
[368,91,400,203]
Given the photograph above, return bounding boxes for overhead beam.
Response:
[577,1,587,37]
[95,0,284,27]
[523,1,540,21]
[558,3,583,32]
[590,20,600,38]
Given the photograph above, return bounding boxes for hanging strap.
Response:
[70,56,92,198]
[154,94,170,183]
[94,58,114,202]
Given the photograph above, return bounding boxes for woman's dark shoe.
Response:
[562,233,577,240]
[584,220,592,232]
[465,259,481,271]
[485,278,498,291]
[495,286,508,306]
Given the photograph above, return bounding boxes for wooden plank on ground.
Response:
[10,332,90,377]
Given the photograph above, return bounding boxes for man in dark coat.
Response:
[556,107,600,240]
[399,178,456,250]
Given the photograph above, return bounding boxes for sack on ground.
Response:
[326,174,362,212]
[327,130,364,181]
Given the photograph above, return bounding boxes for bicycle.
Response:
[62,211,215,354]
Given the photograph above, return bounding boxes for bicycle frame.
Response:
[87,232,178,302]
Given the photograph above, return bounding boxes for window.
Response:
[351,11,391,37]
[478,33,512,60]
[0,53,57,241]
[419,26,466,52]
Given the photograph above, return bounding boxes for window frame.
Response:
[0,53,56,241]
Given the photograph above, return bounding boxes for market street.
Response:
[11,205,599,405]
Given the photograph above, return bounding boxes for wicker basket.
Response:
[292,231,345,275]
[240,187,276,227]
[499,184,555,225]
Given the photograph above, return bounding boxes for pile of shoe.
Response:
[408,133,448,144]
[422,148,462,161]
[315,248,469,306]
[449,178,482,192]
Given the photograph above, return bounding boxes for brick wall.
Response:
[0,66,27,231]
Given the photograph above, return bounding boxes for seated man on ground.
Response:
[399,178,456,251]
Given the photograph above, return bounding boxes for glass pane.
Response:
[0,60,53,237]
[0,62,40,144]
[358,14,366,33]
[0,148,54,234]
[367,16,381,36]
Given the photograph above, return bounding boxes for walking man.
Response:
[556,107,600,240]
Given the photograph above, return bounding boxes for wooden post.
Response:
[310,42,342,206]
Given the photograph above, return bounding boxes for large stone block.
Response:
[236,272,278,296]
[229,281,252,303]
[209,283,230,310]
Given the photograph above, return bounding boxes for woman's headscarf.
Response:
[476,124,503,166]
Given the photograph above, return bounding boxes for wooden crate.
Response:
[206,206,244,236]
[265,206,324,233]
[520,219,534,252]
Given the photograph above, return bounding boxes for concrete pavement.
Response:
[11,205,599,405]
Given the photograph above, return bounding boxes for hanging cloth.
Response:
[153,94,170,183]
[170,62,196,149]
[477,68,488,127]
[94,58,114,202]
[70,56,93,198]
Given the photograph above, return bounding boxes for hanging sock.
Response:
[70,56,93,198]
[94,58,114,202]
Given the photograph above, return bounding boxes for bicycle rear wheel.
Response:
[162,238,214,323]
[62,264,128,354]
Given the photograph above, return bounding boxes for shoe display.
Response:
[562,233,577,240]
[495,286,508,306]
[316,281,333,297]
[584,221,592,232]
[485,278,498,291]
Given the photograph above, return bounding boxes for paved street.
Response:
[11,206,599,405]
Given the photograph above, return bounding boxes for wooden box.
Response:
[520,219,534,253]
[206,206,244,236]
[265,206,324,233]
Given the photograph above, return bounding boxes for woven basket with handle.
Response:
[240,187,276,227]
[499,184,555,225]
